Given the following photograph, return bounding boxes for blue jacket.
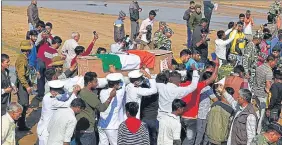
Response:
[28,45,38,70]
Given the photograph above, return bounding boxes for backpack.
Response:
[206,101,234,144]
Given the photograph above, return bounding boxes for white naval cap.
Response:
[48,80,64,88]
[106,73,123,81]
[128,70,143,78]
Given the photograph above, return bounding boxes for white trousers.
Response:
[98,127,118,145]
[38,133,48,145]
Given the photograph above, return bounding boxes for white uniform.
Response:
[98,76,126,145]
[37,92,77,145]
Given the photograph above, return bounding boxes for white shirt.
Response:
[225,28,233,36]
[61,39,79,68]
[37,92,76,138]
[157,70,199,120]
[139,18,154,43]
[215,30,237,60]
[47,108,77,145]
[125,79,157,119]
[157,113,181,145]
[99,82,126,130]
[224,92,256,145]
[1,113,16,145]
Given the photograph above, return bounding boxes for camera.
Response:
[121,35,132,51]
[42,28,50,34]
[93,31,96,35]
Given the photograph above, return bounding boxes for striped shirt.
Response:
[254,63,273,99]
[117,122,150,145]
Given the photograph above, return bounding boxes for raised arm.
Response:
[136,79,157,96]
[222,91,238,110]
[175,70,200,98]
[205,59,219,85]
[223,30,238,45]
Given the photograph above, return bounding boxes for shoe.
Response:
[18,126,31,131]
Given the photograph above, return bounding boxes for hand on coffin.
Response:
[109,65,116,73]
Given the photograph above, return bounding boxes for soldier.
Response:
[251,122,282,145]
[129,1,142,40]
[153,21,167,49]
[242,33,262,89]
[114,11,126,43]
[269,1,282,17]
[15,40,32,131]
[158,27,174,51]
[265,14,279,38]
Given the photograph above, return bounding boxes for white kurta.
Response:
[37,92,77,145]
[61,39,79,68]
[1,113,16,145]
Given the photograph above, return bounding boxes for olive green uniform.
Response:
[15,53,31,128]
[251,134,276,145]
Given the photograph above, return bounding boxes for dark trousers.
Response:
[187,26,192,48]
[1,102,8,116]
[143,119,159,145]
[17,82,30,128]
[75,131,97,145]
[1,94,11,116]
[182,119,197,145]
[36,59,46,101]
[204,12,212,30]
[131,21,139,40]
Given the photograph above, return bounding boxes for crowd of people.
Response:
[2,0,282,145]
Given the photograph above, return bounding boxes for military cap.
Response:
[159,21,168,26]
[164,27,174,34]
[269,122,282,135]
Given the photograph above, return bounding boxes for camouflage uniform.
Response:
[159,36,172,51]
[269,1,282,16]
[158,28,173,51]
[265,23,278,37]
[242,41,259,89]
[250,134,276,145]
[153,30,165,49]
[277,56,282,71]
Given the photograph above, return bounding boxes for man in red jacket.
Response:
[181,58,219,145]
[32,36,62,108]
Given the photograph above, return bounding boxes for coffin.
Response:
[77,50,173,77]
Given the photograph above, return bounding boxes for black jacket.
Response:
[269,82,282,111]
[203,1,214,14]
